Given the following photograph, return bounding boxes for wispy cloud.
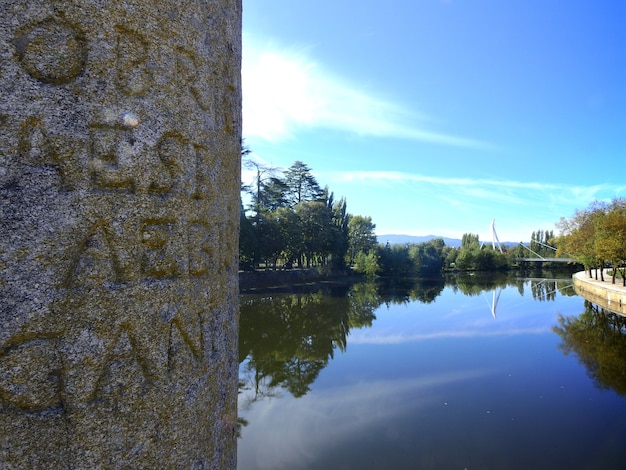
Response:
[242,36,489,148]
[349,326,552,345]
[320,170,626,207]
[315,170,626,240]
[238,369,495,469]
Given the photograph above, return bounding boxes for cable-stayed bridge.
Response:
[488,219,577,263]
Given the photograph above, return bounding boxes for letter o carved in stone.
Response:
[15,21,86,85]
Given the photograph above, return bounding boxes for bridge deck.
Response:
[515,258,577,263]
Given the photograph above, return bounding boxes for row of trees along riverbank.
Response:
[556,198,626,285]
[351,232,576,278]
[240,157,378,272]
[239,152,575,278]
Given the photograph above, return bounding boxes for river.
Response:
[237,272,626,469]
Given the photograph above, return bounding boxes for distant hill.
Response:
[377,234,523,249]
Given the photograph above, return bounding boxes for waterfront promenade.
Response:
[572,270,626,316]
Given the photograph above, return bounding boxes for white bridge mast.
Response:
[490,218,503,253]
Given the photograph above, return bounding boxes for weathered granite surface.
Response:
[0,0,241,468]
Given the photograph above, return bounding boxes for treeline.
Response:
[556,198,626,284]
[238,149,569,277]
[530,230,557,258]
[239,158,377,271]
[352,233,511,277]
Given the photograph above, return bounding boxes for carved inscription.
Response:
[176,48,211,110]
[116,27,152,96]
[64,219,215,286]
[141,219,181,278]
[169,308,205,366]
[93,328,154,399]
[14,20,86,85]
[188,222,212,276]
[2,13,230,413]
[0,338,62,411]
[156,134,190,196]
[65,225,122,286]
[9,21,214,196]
[18,117,82,190]
[89,125,136,191]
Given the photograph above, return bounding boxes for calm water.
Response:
[238,273,626,470]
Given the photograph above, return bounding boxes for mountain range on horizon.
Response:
[377,234,525,249]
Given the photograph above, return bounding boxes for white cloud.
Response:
[242,36,488,148]
[238,369,495,469]
[321,170,626,206]
[316,170,626,240]
[349,326,552,345]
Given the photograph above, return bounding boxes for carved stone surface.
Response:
[0,1,241,468]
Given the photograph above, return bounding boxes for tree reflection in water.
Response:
[239,274,578,412]
[239,282,379,406]
[554,300,626,396]
[238,278,448,410]
[238,271,581,438]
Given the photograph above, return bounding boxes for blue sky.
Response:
[241,0,626,242]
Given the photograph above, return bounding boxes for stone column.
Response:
[0,1,241,468]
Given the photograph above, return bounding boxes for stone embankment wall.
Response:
[572,271,626,316]
[0,0,241,468]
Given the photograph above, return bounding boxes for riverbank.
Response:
[572,270,626,315]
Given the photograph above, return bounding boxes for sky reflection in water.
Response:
[238,277,626,469]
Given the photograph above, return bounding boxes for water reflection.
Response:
[239,274,576,404]
[375,277,445,305]
[239,283,377,403]
[239,274,626,469]
[554,300,626,396]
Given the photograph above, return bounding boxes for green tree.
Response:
[347,215,378,264]
[274,206,303,268]
[353,251,380,277]
[239,202,258,269]
[284,161,324,207]
[244,160,278,211]
[557,201,609,280]
[295,201,334,267]
[328,193,349,270]
[594,200,626,284]
[461,233,480,250]
[408,239,445,274]
[376,243,414,277]
[255,211,285,268]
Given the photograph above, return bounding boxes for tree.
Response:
[239,156,379,272]
[461,233,480,250]
[347,215,377,264]
[259,176,289,211]
[353,251,380,277]
[408,239,445,274]
[376,243,413,277]
[295,201,334,267]
[454,233,508,271]
[274,206,303,268]
[329,194,349,270]
[255,211,285,269]
[594,200,626,285]
[239,202,258,269]
[244,160,287,212]
[284,161,324,206]
[557,201,608,280]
